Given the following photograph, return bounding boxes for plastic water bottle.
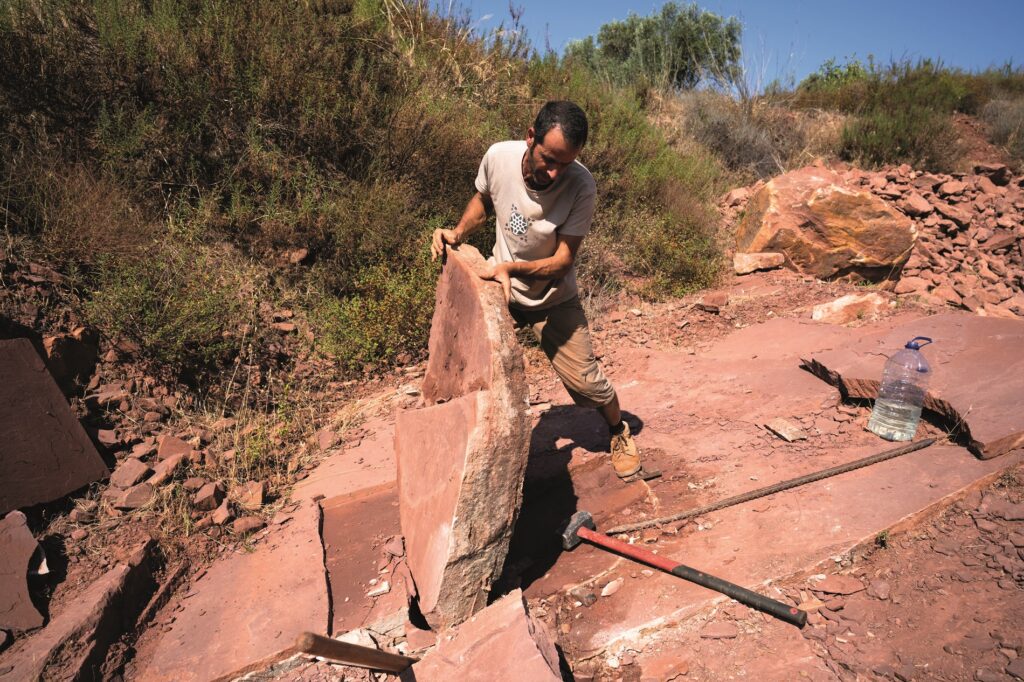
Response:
[867,336,933,441]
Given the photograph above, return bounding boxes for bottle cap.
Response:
[905,336,933,350]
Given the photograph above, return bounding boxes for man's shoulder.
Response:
[568,160,596,194]
[485,140,527,159]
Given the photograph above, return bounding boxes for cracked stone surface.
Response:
[802,312,1024,458]
[133,500,326,682]
[0,339,108,515]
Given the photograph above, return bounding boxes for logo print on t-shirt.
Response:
[507,204,531,236]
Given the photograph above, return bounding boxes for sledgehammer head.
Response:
[561,511,597,550]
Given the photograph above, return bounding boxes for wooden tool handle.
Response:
[296,632,419,673]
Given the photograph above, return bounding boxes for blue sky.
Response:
[456,0,1024,87]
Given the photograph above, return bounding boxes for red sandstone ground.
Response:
[4,158,1023,680]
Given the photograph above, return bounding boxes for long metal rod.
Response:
[576,526,807,627]
[295,632,419,673]
[607,438,936,535]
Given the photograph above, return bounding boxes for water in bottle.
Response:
[867,336,933,441]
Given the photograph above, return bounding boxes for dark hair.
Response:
[533,100,588,149]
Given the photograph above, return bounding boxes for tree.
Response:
[565,2,741,90]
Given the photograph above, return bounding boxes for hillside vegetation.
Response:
[3,0,1024,394]
[0,0,726,387]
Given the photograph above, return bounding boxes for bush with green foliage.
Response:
[982,98,1024,164]
[565,2,741,91]
[84,240,254,376]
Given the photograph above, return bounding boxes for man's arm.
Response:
[482,234,584,303]
[430,192,493,261]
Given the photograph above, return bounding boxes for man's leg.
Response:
[513,297,642,478]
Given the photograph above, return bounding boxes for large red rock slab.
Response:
[735,166,916,282]
[395,246,530,629]
[134,500,327,682]
[401,589,561,682]
[0,542,155,681]
[0,511,44,631]
[802,313,1024,458]
[0,339,109,515]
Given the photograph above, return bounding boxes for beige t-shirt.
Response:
[475,140,596,310]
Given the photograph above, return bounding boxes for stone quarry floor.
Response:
[99,270,1024,680]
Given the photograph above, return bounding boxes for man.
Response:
[430,100,643,479]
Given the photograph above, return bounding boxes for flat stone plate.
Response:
[0,339,108,515]
[135,500,327,682]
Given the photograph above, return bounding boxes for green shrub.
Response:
[85,240,254,376]
[312,250,436,370]
[683,92,814,178]
[982,98,1024,163]
[840,106,961,171]
[564,2,742,90]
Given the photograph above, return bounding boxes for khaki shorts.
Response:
[509,295,616,408]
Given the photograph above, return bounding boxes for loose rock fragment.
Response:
[193,482,224,511]
[109,459,152,489]
[115,483,155,510]
[733,252,785,275]
[812,574,865,595]
[765,418,808,442]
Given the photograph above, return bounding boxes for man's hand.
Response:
[480,262,512,304]
[430,228,460,262]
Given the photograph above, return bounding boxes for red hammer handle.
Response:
[577,527,807,627]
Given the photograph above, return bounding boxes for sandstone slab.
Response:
[395,245,530,630]
[735,166,916,281]
[0,339,109,515]
[0,511,44,631]
[802,313,1024,458]
[401,589,561,682]
[0,542,155,681]
[135,499,327,682]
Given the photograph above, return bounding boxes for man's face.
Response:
[523,125,580,190]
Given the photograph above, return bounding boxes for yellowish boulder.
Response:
[735,167,916,281]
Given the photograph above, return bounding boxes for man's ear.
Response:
[526,126,536,146]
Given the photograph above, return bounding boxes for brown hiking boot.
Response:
[610,422,641,479]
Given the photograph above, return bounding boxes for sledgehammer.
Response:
[561,511,807,628]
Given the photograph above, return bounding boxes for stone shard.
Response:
[401,589,561,682]
[136,500,327,682]
[0,541,156,681]
[802,312,1024,459]
[109,458,152,489]
[0,339,109,515]
[811,575,866,595]
[764,418,807,443]
[733,252,785,275]
[735,166,917,282]
[811,292,890,325]
[396,245,530,630]
[0,511,45,631]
